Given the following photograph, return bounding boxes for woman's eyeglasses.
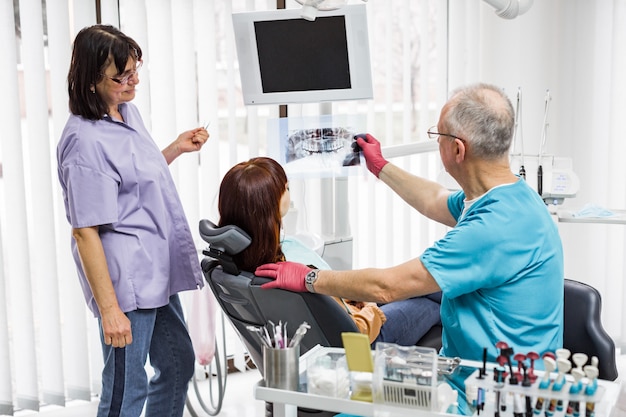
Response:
[101,60,143,85]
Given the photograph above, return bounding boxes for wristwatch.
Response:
[304,269,320,293]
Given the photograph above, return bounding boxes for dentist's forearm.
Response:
[313,258,440,304]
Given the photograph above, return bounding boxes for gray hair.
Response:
[444,83,515,160]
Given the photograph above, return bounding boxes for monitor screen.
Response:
[255,16,351,93]
[232,5,373,105]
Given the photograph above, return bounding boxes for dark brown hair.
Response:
[67,24,142,120]
[218,157,288,272]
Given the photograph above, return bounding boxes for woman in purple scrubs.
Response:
[57,24,208,417]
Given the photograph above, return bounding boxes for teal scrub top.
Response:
[421,179,563,363]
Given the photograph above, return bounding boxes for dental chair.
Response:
[198,219,361,373]
[200,219,363,417]
[563,278,618,381]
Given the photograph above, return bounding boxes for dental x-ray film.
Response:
[267,114,366,179]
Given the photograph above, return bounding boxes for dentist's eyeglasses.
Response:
[101,60,143,85]
[427,126,466,143]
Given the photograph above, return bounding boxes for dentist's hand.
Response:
[355,133,389,178]
[256,262,312,292]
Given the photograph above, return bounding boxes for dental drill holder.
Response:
[465,360,605,417]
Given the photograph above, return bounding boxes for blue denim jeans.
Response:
[97,294,195,417]
[373,292,442,346]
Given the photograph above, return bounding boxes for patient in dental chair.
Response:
[217,156,441,346]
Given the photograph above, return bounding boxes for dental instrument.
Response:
[512,87,526,179]
[246,325,273,348]
[288,322,311,348]
[538,90,551,197]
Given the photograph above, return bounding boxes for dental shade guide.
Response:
[539,353,557,389]
[556,348,571,361]
[568,352,589,417]
[553,349,572,412]
[534,354,557,415]
[566,368,586,417]
[572,353,589,372]
[547,357,572,415]
[584,365,599,396]
[584,365,600,417]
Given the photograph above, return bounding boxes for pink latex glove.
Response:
[256,262,312,292]
[355,133,389,178]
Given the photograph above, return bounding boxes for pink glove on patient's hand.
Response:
[256,262,312,292]
[355,133,389,178]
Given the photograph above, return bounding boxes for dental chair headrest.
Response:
[199,219,251,255]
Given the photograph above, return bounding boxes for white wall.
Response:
[450,0,626,344]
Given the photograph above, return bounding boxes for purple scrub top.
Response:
[57,102,203,317]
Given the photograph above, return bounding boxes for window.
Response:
[0,0,449,411]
